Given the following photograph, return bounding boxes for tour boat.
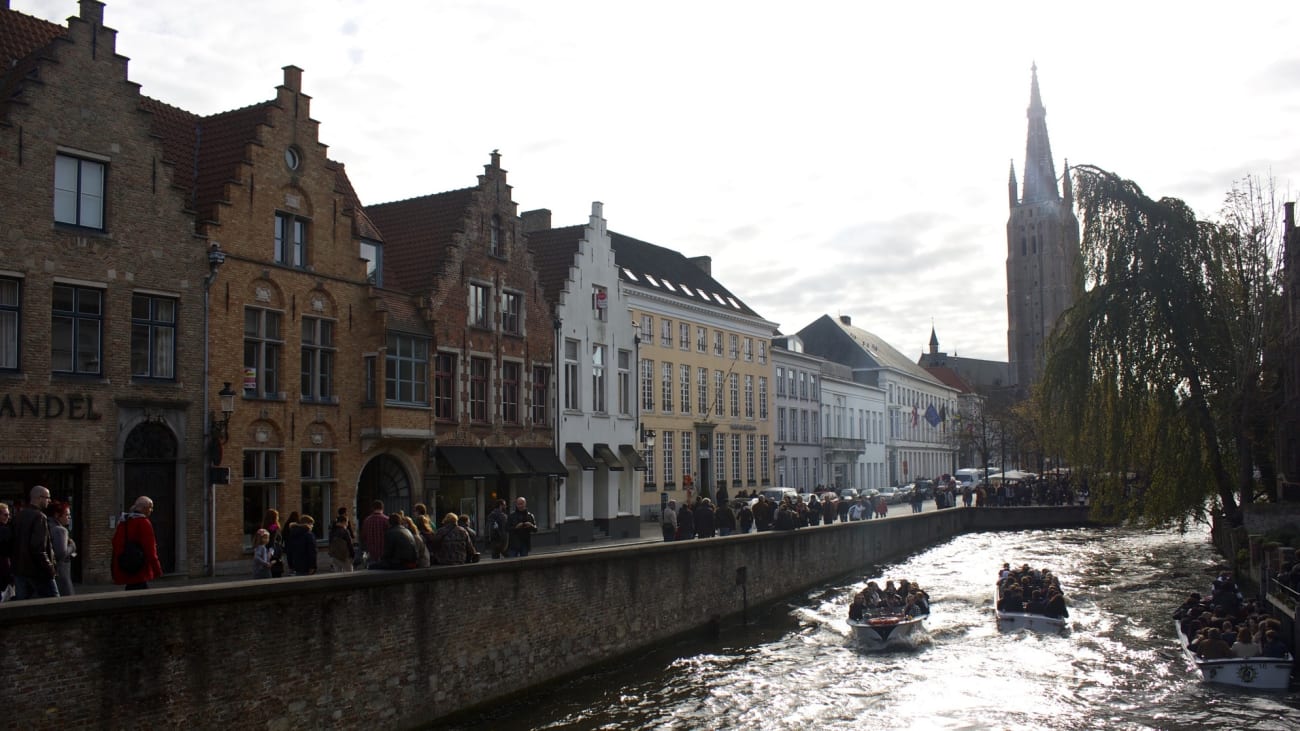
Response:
[848,612,929,651]
[993,585,1067,633]
[1174,621,1293,690]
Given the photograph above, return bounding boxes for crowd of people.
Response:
[847,578,931,621]
[659,488,930,541]
[1175,572,1291,660]
[996,562,1069,619]
[0,485,85,599]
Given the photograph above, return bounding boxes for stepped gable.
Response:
[366,188,476,293]
[610,231,760,318]
[525,224,584,308]
[331,160,384,243]
[0,5,69,122]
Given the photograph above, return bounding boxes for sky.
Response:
[18,1,1300,361]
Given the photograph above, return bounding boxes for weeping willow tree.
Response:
[1039,166,1283,527]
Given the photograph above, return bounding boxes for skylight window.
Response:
[679,284,695,296]
[622,268,639,281]
[711,292,727,305]
[644,273,661,287]
[661,280,677,292]
[726,296,741,309]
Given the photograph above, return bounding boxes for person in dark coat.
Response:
[773,502,797,531]
[736,501,754,533]
[715,500,736,536]
[694,499,716,538]
[1043,589,1069,619]
[677,501,695,540]
[285,515,318,576]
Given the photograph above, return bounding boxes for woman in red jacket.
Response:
[111,496,163,590]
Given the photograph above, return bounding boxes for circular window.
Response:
[285,146,301,171]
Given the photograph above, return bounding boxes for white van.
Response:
[954,468,987,487]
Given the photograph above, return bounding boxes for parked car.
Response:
[759,487,799,504]
[839,488,859,500]
[876,485,901,504]
[893,484,914,503]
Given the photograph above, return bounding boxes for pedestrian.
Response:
[432,512,478,565]
[737,500,754,534]
[261,508,285,578]
[327,516,355,572]
[458,514,478,544]
[506,497,537,557]
[677,499,695,540]
[716,499,736,537]
[695,498,716,538]
[46,499,76,597]
[285,515,317,576]
[360,500,388,567]
[416,514,438,561]
[111,496,163,591]
[0,501,14,601]
[487,499,509,558]
[13,486,57,599]
[252,528,274,579]
[374,513,418,570]
[661,500,677,542]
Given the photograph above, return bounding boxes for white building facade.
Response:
[772,337,823,490]
[820,362,888,492]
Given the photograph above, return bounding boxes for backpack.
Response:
[117,520,146,574]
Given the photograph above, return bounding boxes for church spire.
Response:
[929,325,939,355]
[1020,63,1059,204]
[1008,159,1019,209]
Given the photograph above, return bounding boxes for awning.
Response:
[437,446,500,479]
[593,443,624,471]
[518,447,568,477]
[486,447,531,477]
[619,444,647,471]
[565,442,599,471]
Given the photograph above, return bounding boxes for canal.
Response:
[437,525,1300,730]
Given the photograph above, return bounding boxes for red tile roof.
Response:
[373,288,429,335]
[525,224,584,308]
[331,161,384,243]
[0,7,68,122]
[922,365,973,393]
[366,189,476,293]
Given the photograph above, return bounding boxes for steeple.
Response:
[1020,63,1059,204]
[1008,159,1019,209]
[929,326,939,355]
[1062,158,1073,207]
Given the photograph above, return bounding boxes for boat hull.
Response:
[849,614,929,651]
[1175,622,1292,690]
[994,587,1067,633]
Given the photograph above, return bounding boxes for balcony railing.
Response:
[822,436,866,454]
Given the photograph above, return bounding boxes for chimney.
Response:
[521,209,552,233]
[79,0,104,24]
[839,315,852,326]
[282,65,303,93]
[688,255,711,277]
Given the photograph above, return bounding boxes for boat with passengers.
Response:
[846,579,930,651]
[1172,577,1294,690]
[995,563,1068,633]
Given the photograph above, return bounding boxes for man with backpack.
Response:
[112,496,163,590]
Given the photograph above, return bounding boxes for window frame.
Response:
[53,153,105,230]
[0,277,19,371]
[469,283,492,329]
[564,339,581,412]
[433,352,457,421]
[51,283,103,376]
[300,316,336,401]
[501,290,522,335]
[502,360,522,424]
[590,344,606,414]
[274,212,308,268]
[130,293,177,381]
[469,356,491,423]
[384,332,429,406]
[300,450,336,541]
[532,365,550,426]
[617,349,632,416]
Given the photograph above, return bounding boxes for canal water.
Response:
[437,526,1300,730]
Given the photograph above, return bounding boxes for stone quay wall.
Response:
[0,506,1091,729]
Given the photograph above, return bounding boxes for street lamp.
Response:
[211,382,236,444]
[642,427,656,449]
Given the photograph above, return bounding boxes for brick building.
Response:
[367,152,562,538]
[0,1,209,581]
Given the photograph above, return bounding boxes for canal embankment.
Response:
[0,506,1092,729]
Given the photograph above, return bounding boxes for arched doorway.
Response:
[122,421,178,573]
[356,454,412,518]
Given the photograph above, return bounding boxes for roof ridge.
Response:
[367,186,477,209]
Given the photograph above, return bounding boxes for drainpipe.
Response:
[202,243,226,576]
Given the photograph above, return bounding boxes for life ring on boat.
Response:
[867,617,900,627]
[1237,665,1257,683]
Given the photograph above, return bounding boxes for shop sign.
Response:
[0,393,104,420]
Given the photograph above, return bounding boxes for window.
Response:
[469,356,490,422]
[359,241,382,286]
[641,315,653,345]
[799,371,808,399]
[593,285,608,322]
[54,154,104,229]
[787,368,795,397]
[801,410,810,443]
[776,367,786,396]
[0,278,18,370]
[617,350,632,416]
[679,322,690,350]
[564,340,580,411]
[385,332,428,405]
[713,331,723,356]
[640,358,654,411]
[274,212,307,267]
[697,367,708,415]
[301,451,335,540]
[470,284,491,328]
[778,408,786,442]
[679,364,691,414]
[729,373,739,418]
[681,431,692,486]
[729,334,739,360]
[715,433,726,486]
[731,434,741,486]
[502,361,521,423]
[662,431,674,487]
[746,434,756,485]
[591,344,606,414]
[758,342,767,365]
[714,370,724,418]
[661,361,673,413]
[696,326,707,353]
[300,317,335,400]
[532,366,550,425]
[661,319,672,347]
[130,294,175,379]
[644,440,656,490]
[51,284,102,375]
[489,214,504,257]
[760,436,770,484]
[744,375,754,419]
[743,338,753,362]
[434,352,457,420]
[810,375,819,400]
[758,377,768,419]
[501,291,521,335]
[242,450,280,548]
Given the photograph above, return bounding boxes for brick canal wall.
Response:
[0,507,1091,729]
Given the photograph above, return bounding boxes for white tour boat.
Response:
[993,585,1067,633]
[1174,621,1292,690]
[848,612,930,651]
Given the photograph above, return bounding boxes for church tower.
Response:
[1006,65,1081,392]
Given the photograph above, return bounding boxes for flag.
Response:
[925,403,940,427]
[911,403,919,427]
[939,405,948,431]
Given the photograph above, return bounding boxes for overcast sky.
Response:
[20,1,1300,360]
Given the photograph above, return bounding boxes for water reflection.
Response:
[437,526,1300,730]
